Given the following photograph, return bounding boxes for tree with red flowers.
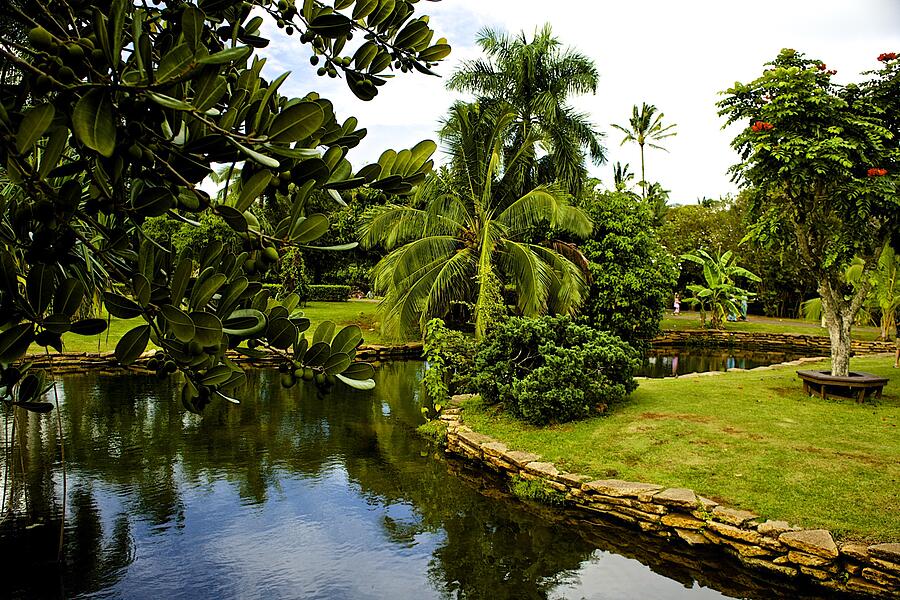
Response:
[718,49,900,377]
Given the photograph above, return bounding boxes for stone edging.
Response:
[439,396,900,598]
[22,342,424,374]
[652,329,894,355]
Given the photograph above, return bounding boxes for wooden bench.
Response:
[796,370,888,403]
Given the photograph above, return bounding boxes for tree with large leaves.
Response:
[718,49,900,376]
[681,249,761,329]
[360,102,592,340]
[611,102,677,199]
[447,24,605,197]
[0,0,451,412]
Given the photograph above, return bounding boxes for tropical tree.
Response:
[447,24,605,196]
[360,102,593,340]
[612,162,634,192]
[719,49,900,376]
[611,103,677,199]
[681,250,761,329]
[849,245,900,340]
[0,0,450,411]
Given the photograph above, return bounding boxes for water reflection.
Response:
[0,363,852,599]
[639,348,808,378]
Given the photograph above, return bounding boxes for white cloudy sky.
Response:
[261,0,900,203]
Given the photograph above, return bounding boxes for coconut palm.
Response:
[612,162,635,192]
[448,24,605,197]
[611,103,677,199]
[360,102,592,340]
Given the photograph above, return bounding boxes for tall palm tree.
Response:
[448,24,605,197]
[359,102,592,340]
[611,103,677,199]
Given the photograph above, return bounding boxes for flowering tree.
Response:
[718,49,900,376]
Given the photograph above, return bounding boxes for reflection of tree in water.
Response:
[0,362,830,600]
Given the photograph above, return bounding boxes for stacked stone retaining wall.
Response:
[440,400,900,598]
[24,342,424,374]
[652,330,893,356]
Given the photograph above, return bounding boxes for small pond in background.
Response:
[0,362,852,600]
[638,348,810,379]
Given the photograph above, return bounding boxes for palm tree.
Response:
[611,103,677,199]
[359,102,592,340]
[612,162,635,192]
[448,24,605,197]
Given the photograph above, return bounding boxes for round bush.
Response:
[472,315,639,425]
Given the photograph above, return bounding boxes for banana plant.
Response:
[681,249,760,328]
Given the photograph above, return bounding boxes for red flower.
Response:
[878,52,898,62]
[817,63,827,71]
[750,121,774,132]
[867,168,888,177]
[827,69,837,75]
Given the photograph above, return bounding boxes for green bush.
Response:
[308,285,351,302]
[472,316,639,425]
[422,319,476,410]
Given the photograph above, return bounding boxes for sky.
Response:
[260,0,900,204]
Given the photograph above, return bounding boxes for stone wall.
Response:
[24,342,424,374]
[440,400,900,598]
[652,330,893,356]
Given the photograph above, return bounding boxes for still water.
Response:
[0,363,851,599]
[638,348,808,379]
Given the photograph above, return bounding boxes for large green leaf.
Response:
[291,214,329,243]
[331,325,361,355]
[190,273,226,310]
[104,292,143,319]
[268,102,325,143]
[115,325,150,365]
[70,318,108,335]
[235,171,271,212]
[155,43,194,83]
[309,13,352,38]
[341,362,375,380]
[0,323,35,363]
[72,90,116,157]
[16,103,55,154]
[266,317,296,349]
[160,304,196,342]
[312,320,335,345]
[54,278,84,318]
[304,341,330,366]
[171,258,193,305]
[323,352,351,375]
[197,46,252,65]
[26,264,55,316]
[222,308,266,338]
[189,311,223,346]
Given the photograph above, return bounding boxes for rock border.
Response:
[439,398,900,599]
[652,329,893,356]
[22,342,424,374]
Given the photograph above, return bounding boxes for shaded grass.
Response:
[28,300,384,355]
[461,355,900,542]
[660,312,884,341]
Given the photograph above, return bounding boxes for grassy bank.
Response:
[460,354,900,542]
[660,312,884,341]
[29,300,383,355]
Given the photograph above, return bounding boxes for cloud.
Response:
[258,0,900,202]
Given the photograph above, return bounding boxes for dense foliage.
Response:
[421,318,475,412]
[471,315,638,425]
[681,249,760,328]
[577,189,676,346]
[0,0,449,411]
[719,48,900,375]
[361,102,592,340]
[448,24,605,196]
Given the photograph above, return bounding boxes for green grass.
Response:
[661,311,884,341]
[461,355,900,542]
[28,300,383,355]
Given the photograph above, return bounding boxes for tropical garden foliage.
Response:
[360,102,592,340]
[681,249,761,329]
[719,48,900,375]
[447,24,605,196]
[0,0,450,412]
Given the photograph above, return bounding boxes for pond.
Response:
[638,348,809,378]
[0,362,851,600]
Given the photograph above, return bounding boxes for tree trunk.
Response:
[819,279,864,377]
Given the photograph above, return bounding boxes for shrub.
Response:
[422,319,476,410]
[472,316,639,425]
[308,285,351,302]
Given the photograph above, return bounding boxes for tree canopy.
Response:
[0,0,450,411]
[718,48,900,375]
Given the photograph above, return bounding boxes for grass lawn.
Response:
[660,311,885,341]
[28,300,384,355]
[460,354,900,542]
